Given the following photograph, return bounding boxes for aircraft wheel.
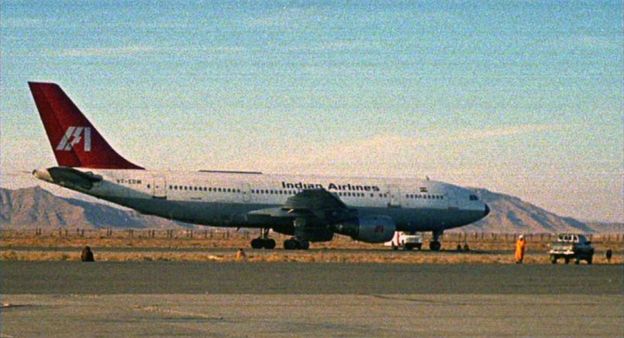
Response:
[284,239,299,250]
[564,257,570,264]
[299,240,310,250]
[429,241,441,251]
[264,239,276,249]
[251,238,264,249]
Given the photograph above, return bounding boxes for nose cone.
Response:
[33,168,53,183]
[484,204,490,217]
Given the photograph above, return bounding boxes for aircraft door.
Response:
[388,185,401,208]
[241,183,251,202]
[152,176,167,199]
[446,190,458,210]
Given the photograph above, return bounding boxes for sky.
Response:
[1,0,622,222]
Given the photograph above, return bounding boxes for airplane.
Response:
[28,82,490,250]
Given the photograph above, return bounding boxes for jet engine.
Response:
[331,215,396,243]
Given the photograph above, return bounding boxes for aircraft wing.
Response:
[249,189,354,222]
[284,189,349,218]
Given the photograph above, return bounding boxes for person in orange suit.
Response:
[515,235,526,264]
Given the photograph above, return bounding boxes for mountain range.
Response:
[0,186,188,229]
[0,186,621,233]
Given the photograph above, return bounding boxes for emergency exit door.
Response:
[388,185,401,208]
[152,176,167,199]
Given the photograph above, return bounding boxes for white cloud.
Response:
[247,7,323,28]
[50,45,157,58]
[575,35,621,50]
[450,124,563,141]
[546,35,621,51]
[221,124,563,177]
[0,17,42,29]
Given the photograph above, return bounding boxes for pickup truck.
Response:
[549,233,594,264]
[385,231,423,251]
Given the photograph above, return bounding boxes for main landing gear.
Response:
[250,228,276,249]
[284,238,310,250]
[429,230,443,251]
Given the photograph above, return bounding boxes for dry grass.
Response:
[1,230,622,264]
[1,249,621,265]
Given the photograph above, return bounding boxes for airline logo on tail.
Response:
[56,126,92,152]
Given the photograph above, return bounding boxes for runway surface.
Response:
[2,262,623,294]
[2,262,623,337]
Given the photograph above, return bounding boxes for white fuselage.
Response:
[36,168,489,232]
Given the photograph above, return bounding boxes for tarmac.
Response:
[1,262,623,337]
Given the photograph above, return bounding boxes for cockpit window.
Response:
[469,194,479,201]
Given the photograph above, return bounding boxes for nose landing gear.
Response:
[250,228,276,249]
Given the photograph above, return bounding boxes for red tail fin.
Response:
[29,82,143,170]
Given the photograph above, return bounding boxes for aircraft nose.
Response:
[484,204,490,217]
[33,168,53,183]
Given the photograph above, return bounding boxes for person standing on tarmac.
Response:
[514,235,526,264]
[235,248,247,261]
[81,246,95,262]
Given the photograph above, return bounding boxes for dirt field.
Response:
[1,229,622,264]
